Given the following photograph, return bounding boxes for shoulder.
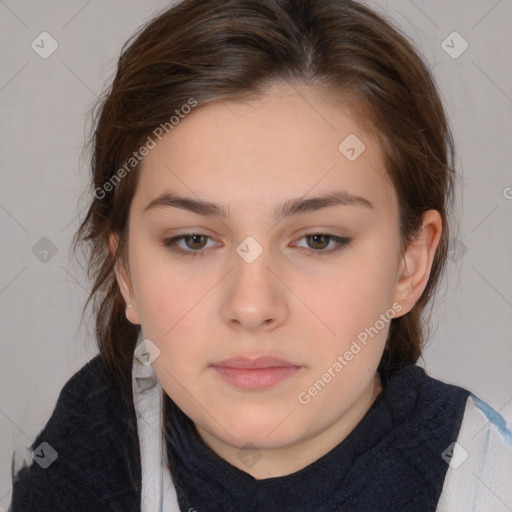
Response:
[366,365,471,506]
[436,394,512,511]
[9,354,141,512]
[382,364,471,432]
[29,354,135,454]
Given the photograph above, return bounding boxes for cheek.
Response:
[300,254,397,343]
[130,254,218,382]
[137,276,209,344]
[129,243,203,331]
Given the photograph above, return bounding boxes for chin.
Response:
[213,414,304,449]
[224,429,298,451]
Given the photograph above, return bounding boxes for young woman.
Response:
[9,0,512,511]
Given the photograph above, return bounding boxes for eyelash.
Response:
[162,232,351,259]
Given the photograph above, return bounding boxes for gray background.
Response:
[0,0,511,508]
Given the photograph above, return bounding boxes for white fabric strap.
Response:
[436,394,512,511]
[131,332,180,512]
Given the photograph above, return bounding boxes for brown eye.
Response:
[181,234,208,250]
[306,234,331,250]
[295,233,351,256]
[163,232,350,260]
[162,233,217,258]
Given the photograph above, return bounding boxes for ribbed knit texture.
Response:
[9,355,141,512]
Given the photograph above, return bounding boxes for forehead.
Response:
[134,83,397,218]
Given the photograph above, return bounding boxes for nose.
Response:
[221,250,289,333]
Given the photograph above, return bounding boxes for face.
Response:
[116,82,413,459]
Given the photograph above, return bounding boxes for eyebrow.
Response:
[143,189,373,220]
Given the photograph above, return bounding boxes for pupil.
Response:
[310,234,327,249]
[189,235,204,248]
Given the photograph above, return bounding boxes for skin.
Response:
[112,82,442,479]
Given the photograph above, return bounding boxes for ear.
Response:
[109,232,141,325]
[393,210,442,316]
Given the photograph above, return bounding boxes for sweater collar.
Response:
[163,364,469,511]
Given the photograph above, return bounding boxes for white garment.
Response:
[132,335,512,511]
[436,394,512,511]
[131,335,180,512]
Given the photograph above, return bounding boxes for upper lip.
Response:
[212,356,299,369]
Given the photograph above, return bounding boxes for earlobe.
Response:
[109,232,141,325]
[393,210,442,315]
[108,231,118,258]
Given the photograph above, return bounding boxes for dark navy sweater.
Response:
[9,354,470,511]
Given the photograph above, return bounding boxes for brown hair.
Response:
[73,0,455,401]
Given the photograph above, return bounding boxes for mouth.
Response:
[211,355,302,390]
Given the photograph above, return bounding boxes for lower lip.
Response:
[213,366,300,390]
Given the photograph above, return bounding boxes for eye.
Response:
[162,234,218,259]
[294,232,351,256]
[162,232,351,259]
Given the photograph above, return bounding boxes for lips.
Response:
[213,355,297,369]
[211,356,301,390]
